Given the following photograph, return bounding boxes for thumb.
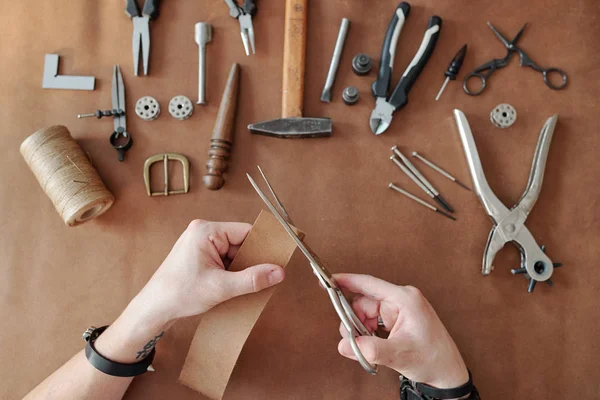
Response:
[338,336,396,368]
[216,264,285,301]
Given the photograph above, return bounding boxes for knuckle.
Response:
[404,285,424,301]
[187,219,208,233]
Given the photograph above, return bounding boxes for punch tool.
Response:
[454,109,563,292]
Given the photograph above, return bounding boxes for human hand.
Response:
[134,220,285,327]
[334,274,468,390]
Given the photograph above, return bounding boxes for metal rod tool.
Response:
[195,23,212,104]
[389,183,455,221]
[412,151,471,191]
[391,146,454,213]
[321,18,350,103]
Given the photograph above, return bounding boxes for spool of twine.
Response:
[20,125,115,226]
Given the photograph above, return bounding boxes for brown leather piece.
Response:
[2,1,600,399]
[179,210,302,399]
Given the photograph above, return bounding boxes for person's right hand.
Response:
[334,273,469,390]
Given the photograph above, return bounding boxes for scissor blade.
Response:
[511,23,528,46]
[246,173,336,285]
[486,22,512,48]
[256,166,294,225]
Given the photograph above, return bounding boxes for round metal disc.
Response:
[168,95,193,120]
[135,96,160,121]
[490,103,517,128]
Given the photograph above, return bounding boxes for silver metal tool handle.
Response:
[517,115,558,217]
[195,23,212,104]
[327,287,377,375]
[453,109,509,221]
[320,18,350,103]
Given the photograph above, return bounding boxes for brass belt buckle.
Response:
[143,153,190,196]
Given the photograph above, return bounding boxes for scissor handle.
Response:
[328,288,378,375]
[462,60,500,96]
[517,50,568,90]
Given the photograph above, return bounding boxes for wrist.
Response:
[93,296,169,364]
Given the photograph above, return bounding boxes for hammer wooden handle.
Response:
[282,0,307,118]
[203,63,240,190]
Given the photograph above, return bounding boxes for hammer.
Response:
[248,0,332,138]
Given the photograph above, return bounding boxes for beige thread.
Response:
[20,126,115,226]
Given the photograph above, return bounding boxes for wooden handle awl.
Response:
[282,0,307,118]
[203,63,240,190]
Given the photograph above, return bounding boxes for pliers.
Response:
[453,109,563,293]
[223,0,256,56]
[125,0,161,76]
[369,2,441,135]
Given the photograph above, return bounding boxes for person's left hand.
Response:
[132,220,285,328]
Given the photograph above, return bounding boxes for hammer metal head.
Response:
[248,118,332,138]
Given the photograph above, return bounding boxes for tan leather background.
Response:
[1,1,599,399]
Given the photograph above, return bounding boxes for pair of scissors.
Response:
[463,22,567,96]
[247,166,378,374]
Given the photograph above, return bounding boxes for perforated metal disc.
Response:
[168,95,193,120]
[135,96,160,121]
[490,103,517,128]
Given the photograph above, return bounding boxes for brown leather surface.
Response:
[1,1,599,399]
[179,210,302,399]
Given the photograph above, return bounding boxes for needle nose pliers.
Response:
[223,0,257,56]
[125,0,161,76]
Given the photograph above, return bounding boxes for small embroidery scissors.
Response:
[463,22,567,96]
[247,166,378,375]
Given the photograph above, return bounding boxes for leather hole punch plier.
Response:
[453,109,563,293]
[247,166,378,375]
[223,0,256,56]
[125,0,161,76]
[369,2,441,135]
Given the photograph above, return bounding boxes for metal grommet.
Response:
[342,86,359,105]
[135,96,160,121]
[490,104,517,128]
[168,95,194,120]
[352,53,372,76]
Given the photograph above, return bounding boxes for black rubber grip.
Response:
[142,0,160,20]
[387,15,442,110]
[371,2,411,98]
[243,0,257,16]
[124,0,140,17]
[445,44,467,80]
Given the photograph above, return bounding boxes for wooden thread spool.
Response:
[20,125,115,226]
[203,63,240,190]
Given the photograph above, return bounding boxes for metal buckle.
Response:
[143,153,190,196]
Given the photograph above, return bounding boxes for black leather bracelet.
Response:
[416,370,474,399]
[83,325,155,377]
[400,370,479,400]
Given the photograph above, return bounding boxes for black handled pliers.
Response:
[370,2,442,135]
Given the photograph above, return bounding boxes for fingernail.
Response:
[268,268,284,285]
